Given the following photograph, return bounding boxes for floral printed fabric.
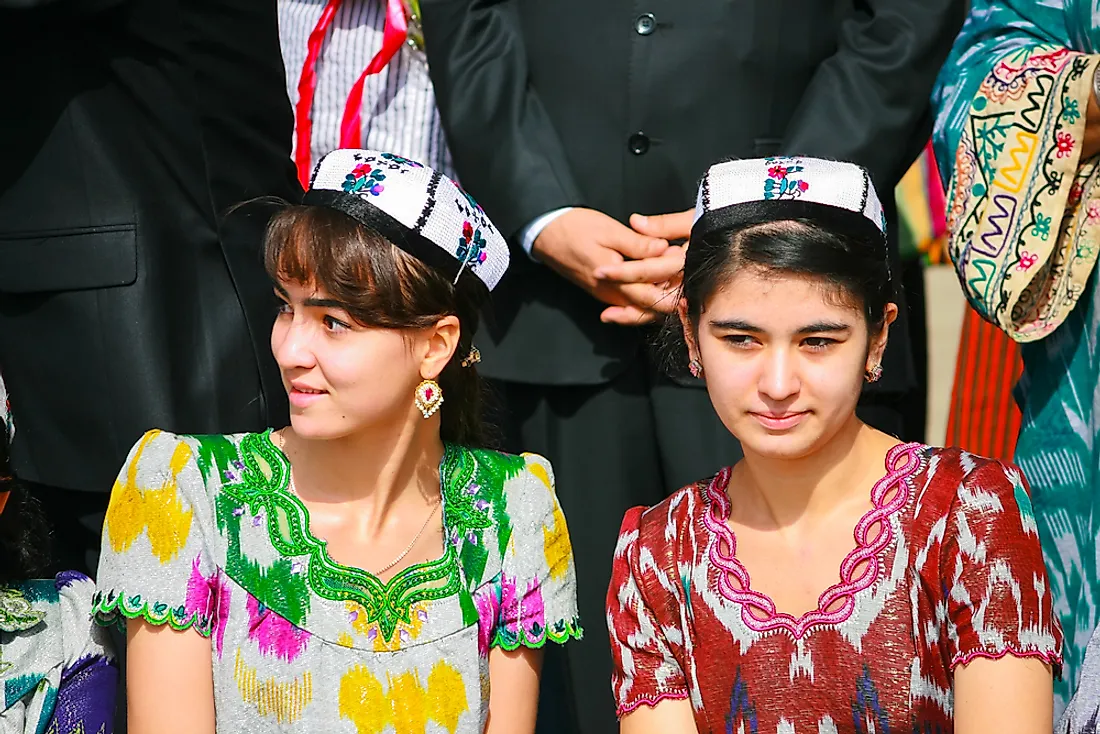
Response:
[1,573,117,734]
[606,446,1062,732]
[94,429,580,732]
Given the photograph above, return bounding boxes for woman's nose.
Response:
[272,318,317,370]
[758,349,799,402]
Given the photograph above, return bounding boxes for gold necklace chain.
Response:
[278,431,443,577]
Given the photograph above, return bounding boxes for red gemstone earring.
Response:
[415,379,444,418]
[689,359,704,379]
[866,364,883,383]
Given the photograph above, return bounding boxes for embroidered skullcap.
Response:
[691,156,887,244]
[305,149,510,291]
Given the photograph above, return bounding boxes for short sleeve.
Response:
[943,459,1063,673]
[607,507,688,718]
[93,429,222,636]
[489,453,582,650]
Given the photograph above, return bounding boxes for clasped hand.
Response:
[531,207,693,326]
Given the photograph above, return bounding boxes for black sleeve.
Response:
[421,0,584,238]
[0,0,129,13]
[781,0,967,191]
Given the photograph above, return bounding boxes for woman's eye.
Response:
[723,334,757,348]
[323,315,350,332]
[802,337,836,351]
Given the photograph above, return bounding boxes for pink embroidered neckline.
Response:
[702,442,923,639]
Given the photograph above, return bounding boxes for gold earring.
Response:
[415,379,443,418]
[866,364,883,383]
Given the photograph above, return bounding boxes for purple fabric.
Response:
[48,654,118,734]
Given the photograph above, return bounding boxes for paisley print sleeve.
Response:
[93,430,224,638]
[943,457,1063,673]
[607,507,688,718]
[487,452,582,651]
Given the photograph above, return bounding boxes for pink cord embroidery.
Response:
[951,646,1062,670]
[702,442,924,638]
[616,690,691,717]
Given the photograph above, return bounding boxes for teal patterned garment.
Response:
[932,0,1100,714]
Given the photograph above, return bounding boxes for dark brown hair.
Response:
[0,430,52,584]
[263,205,492,446]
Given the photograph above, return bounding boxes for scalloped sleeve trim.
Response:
[951,645,1063,680]
[615,689,691,718]
[91,589,212,637]
[490,616,583,651]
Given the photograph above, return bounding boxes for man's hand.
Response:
[588,207,694,325]
[630,208,694,243]
[594,245,685,325]
[531,208,672,324]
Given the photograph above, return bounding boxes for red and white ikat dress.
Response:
[607,444,1063,732]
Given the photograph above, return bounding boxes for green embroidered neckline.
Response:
[220,430,487,642]
[0,587,45,634]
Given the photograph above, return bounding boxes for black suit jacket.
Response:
[423,0,965,389]
[0,0,300,492]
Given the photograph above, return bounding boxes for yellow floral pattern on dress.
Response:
[234,649,313,724]
[347,600,429,652]
[530,462,573,581]
[105,430,194,563]
[338,661,468,734]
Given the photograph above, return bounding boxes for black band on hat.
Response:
[691,199,886,247]
[304,188,464,281]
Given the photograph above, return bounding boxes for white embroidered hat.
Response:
[691,156,887,243]
[305,149,510,291]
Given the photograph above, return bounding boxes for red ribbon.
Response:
[294,0,411,188]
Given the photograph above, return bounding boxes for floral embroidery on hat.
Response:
[342,162,386,196]
[379,152,424,170]
[457,222,488,268]
[763,161,810,200]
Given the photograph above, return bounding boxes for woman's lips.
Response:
[750,411,808,431]
[288,386,327,408]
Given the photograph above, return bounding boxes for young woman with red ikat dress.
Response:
[604,157,1062,734]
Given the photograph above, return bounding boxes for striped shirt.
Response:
[278,0,454,177]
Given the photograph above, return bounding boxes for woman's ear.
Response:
[867,303,899,372]
[420,315,462,380]
[678,298,701,364]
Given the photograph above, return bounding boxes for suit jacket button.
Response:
[628,132,650,155]
[634,13,656,35]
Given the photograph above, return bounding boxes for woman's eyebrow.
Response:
[796,321,851,334]
[708,319,851,334]
[303,297,349,310]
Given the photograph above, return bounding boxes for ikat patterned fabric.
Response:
[606,445,1062,732]
[93,429,580,732]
